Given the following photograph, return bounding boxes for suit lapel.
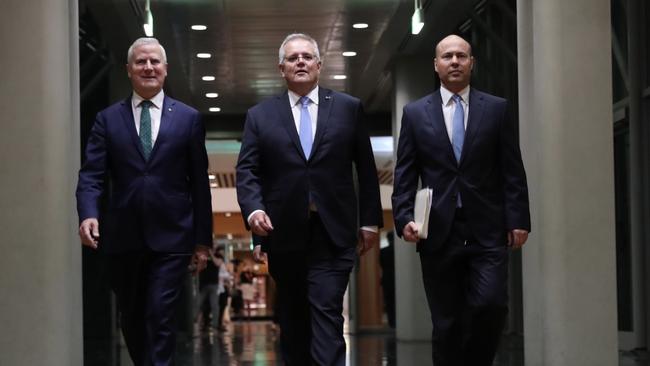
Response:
[150,96,175,159]
[276,92,307,161]
[425,91,456,163]
[119,97,147,160]
[310,87,333,160]
[461,88,485,165]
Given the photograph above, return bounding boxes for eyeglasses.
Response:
[284,53,317,63]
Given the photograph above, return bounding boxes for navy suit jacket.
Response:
[236,87,383,252]
[392,88,530,252]
[76,95,213,253]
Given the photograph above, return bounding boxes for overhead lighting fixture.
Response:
[196,53,212,59]
[191,25,207,31]
[411,0,425,35]
[225,212,232,217]
[353,23,368,29]
[208,174,216,179]
[143,0,154,36]
[333,75,347,80]
[342,51,357,57]
[209,107,221,112]
[226,233,233,240]
[210,182,218,188]
[202,76,216,81]
[205,93,219,98]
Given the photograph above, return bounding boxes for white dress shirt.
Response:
[288,86,319,140]
[131,90,165,145]
[440,85,470,142]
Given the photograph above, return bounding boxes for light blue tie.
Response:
[451,94,464,207]
[139,100,153,160]
[299,96,313,159]
[451,94,465,162]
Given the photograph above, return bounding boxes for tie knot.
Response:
[140,100,153,109]
[299,96,310,108]
[452,94,462,104]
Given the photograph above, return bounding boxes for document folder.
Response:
[414,188,433,239]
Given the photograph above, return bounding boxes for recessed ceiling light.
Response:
[205,93,219,98]
[208,174,216,179]
[196,53,211,59]
[210,182,218,188]
[353,23,369,29]
[225,212,232,217]
[202,76,216,81]
[342,51,357,57]
[209,107,221,112]
[333,75,347,80]
[191,25,207,31]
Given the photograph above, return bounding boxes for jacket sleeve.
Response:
[391,106,420,237]
[76,112,108,222]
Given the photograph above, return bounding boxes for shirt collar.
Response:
[288,85,320,107]
[132,90,165,110]
[440,85,470,106]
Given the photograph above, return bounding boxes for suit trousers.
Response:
[268,213,356,366]
[419,209,509,366]
[109,250,191,366]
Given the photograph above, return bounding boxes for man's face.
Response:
[126,44,167,98]
[278,38,321,92]
[434,36,474,92]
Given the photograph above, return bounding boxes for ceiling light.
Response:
[209,107,221,112]
[191,25,207,31]
[333,75,347,80]
[342,51,357,57]
[353,23,369,29]
[210,183,218,188]
[202,76,216,81]
[143,0,154,36]
[208,174,216,179]
[411,0,425,35]
[225,212,232,217]
[226,233,233,240]
[205,93,219,98]
[196,53,212,59]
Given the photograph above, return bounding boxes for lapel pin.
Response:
[325,95,331,100]
[168,107,172,112]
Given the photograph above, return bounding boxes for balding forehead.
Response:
[435,35,472,55]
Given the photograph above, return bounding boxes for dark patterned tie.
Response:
[139,100,153,159]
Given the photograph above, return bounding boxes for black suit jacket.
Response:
[392,88,530,252]
[236,87,383,252]
[76,95,213,253]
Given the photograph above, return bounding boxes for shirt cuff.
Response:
[360,226,378,233]
[247,209,266,225]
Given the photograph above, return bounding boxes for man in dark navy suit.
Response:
[236,33,383,366]
[392,35,531,366]
[76,37,212,366]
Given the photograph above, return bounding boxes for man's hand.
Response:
[191,245,211,275]
[79,218,100,249]
[252,245,268,264]
[402,221,420,243]
[249,211,274,236]
[357,230,379,256]
[507,229,529,250]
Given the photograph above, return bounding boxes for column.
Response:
[517,0,618,365]
[0,0,82,365]
[392,57,435,364]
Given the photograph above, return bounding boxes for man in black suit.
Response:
[392,35,530,366]
[236,33,383,366]
[77,37,212,366]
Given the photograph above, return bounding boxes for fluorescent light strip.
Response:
[353,23,368,29]
[191,25,207,31]
[209,107,221,112]
[333,75,347,80]
[196,53,211,59]
[205,93,219,98]
[202,76,216,81]
[342,51,357,57]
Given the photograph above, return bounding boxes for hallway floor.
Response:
[87,320,649,365]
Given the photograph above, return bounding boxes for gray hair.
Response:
[127,37,167,64]
[278,33,320,64]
